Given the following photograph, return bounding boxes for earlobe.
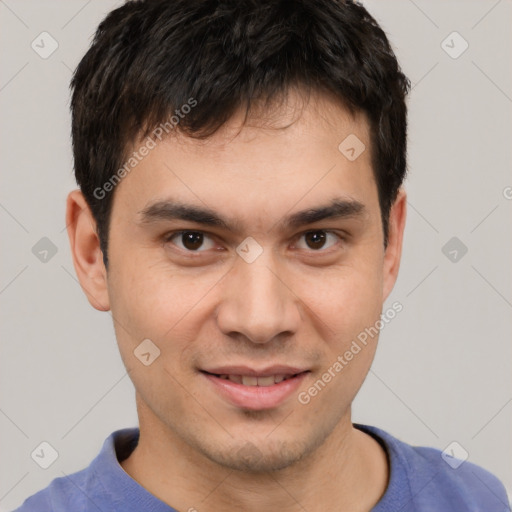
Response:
[382,188,407,302]
[66,189,110,311]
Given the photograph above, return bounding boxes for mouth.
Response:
[202,372,302,386]
[200,367,310,410]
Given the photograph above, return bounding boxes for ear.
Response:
[66,189,110,311]
[382,188,407,302]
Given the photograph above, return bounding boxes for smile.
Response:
[211,374,297,386]
[201,370,310,410]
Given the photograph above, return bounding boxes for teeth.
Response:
[217,374,293,386]
[241,376,258,386]
[257,376,276,387]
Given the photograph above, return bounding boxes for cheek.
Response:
[106,265,206,410]
[294,261,383,336]
[107,259,223,352]
[297,270,383,410]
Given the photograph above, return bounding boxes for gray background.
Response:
[1,0,511,509]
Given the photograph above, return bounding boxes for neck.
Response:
[121,400,389,512]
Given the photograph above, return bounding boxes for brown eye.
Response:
[166,231,216,252]
[296,230,340,251]
[181,232,203,250]
[305,231,326,249]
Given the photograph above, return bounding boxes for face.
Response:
[68,90,405,473]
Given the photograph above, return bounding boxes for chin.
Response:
[196,431,327,474]
[207,444,304,473]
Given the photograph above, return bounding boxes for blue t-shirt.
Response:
[13,423,511,511]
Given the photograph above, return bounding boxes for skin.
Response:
[66,89,406,512]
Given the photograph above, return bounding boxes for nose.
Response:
[216,252,302,344]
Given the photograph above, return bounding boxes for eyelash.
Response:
[162,229,345,255]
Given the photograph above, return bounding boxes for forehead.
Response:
[111,90,377,228]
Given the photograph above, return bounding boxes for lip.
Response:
[201,365,308,377]
[201,369,309,411]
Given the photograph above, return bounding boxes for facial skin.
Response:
[67,89,406,511]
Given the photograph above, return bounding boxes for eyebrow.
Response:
[138,197,366,234]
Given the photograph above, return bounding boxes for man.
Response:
[14,0,510,510]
